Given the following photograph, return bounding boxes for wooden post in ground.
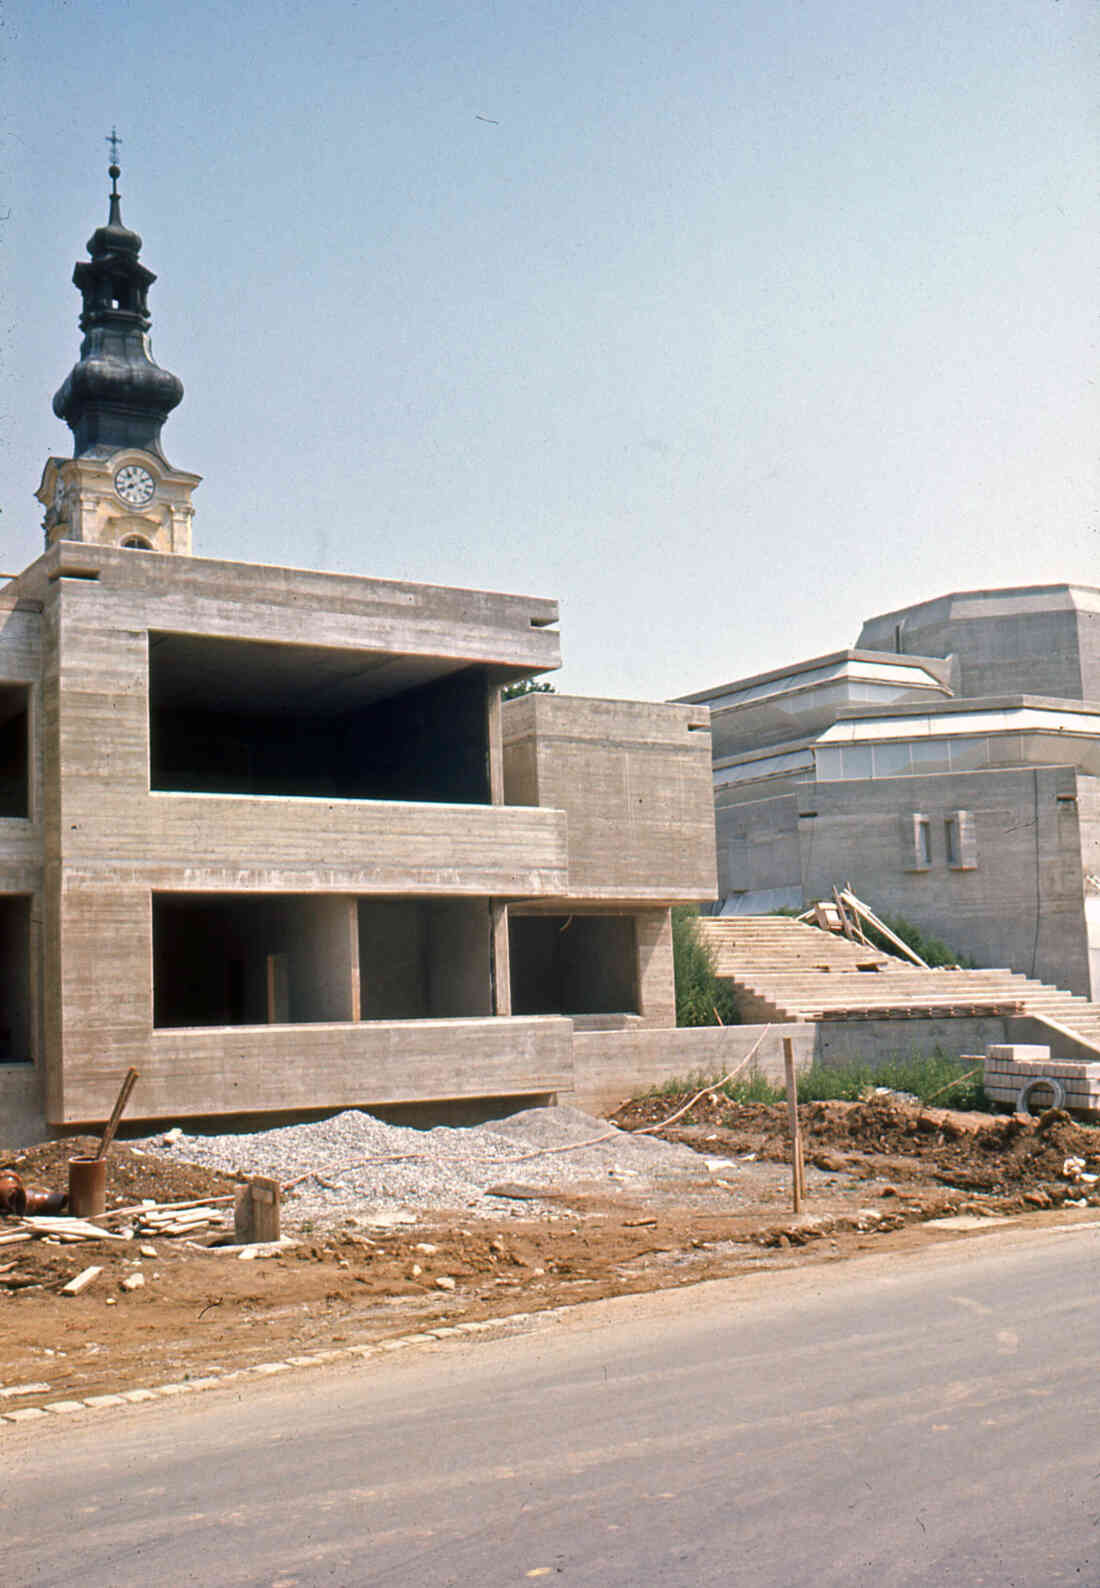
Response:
[783,1036,806,1213]
[235,1176,281,1243]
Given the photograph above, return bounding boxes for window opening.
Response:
[945,816,959,866]
[903,812,932,871]
[945,809,977,870]
[917,818,932,867]
[153,894,357,1028]
[0,685,29,819]
[149,633,491,804]
[509,915,639,1016]
[0,896,31,1062]
[357,899,491,1020]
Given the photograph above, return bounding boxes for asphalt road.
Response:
[4,1219,1098,1587]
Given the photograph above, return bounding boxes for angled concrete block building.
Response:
[681,588,1100,1000]
[0,164,715,1139]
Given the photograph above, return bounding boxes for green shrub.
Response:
[501,678,555,700]
[671,907,739,1027]
[636,1052,987,1110]
[794,1052,986,1107]
[866,913,977,969]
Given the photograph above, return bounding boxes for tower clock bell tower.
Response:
[37,136,200,555]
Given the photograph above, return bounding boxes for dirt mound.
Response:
[2,1137,241,1209]
[612,1094,1100,1198]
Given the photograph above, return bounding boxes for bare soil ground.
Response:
[2,1097,1099,1407]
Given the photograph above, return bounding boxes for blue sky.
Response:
[1,0,1096,699]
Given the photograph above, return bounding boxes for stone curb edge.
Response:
[0,1311,555,1428]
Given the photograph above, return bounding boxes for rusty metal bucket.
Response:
[68,1156,107,1218]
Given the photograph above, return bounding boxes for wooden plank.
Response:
[96,1066,139,1156]
[61,1265,103,1296]
[838,890,929,969]
[19,1215,127,1241]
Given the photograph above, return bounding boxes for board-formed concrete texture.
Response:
[857,585,1100,703]
[502,693,716,903]
[680,585,1100,1003]
[0,539,725,1132]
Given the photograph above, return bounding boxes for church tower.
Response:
[36,138,200,554]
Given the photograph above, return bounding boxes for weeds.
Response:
[641,1052,988,1111]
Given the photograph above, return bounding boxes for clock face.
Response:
[114,464,156,507]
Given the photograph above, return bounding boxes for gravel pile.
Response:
[137,1105,710,1226]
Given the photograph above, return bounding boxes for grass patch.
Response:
[639,1053,988,1111]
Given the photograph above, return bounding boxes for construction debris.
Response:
[0,1171,27,1217]
[61,1266,103,1297]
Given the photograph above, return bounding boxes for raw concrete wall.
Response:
[8,545,712,1126]
[359,900,426,1019]
[427,901,493,1018]
[811,1016,1008,1067]
[284,897,359,1024]
[569,1023,813,1115]
[0,599,45,1102]
[569,1015,1010,1114]
[1080,606,1100,705]
[716,764,1092,995]
[714,789,801,900]
[1005,1015,1100,1063]
[31,551,570,1123]
[60,1014,576,1125]
[508,905,674,1029]
[857,585,1100,703]
[0,1063,47,1148]
[502,695,716,903]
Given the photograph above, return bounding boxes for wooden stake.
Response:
[783,1036,806,1213]
[96,1067,140,1160]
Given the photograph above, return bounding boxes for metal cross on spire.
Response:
[106,126,122,196]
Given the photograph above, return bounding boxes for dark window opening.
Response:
[149,633,490,804]
[358,898,492,1020]
[0,686,29,819]
[122,536,153,550]
[945,816,959,866]
[509,915,639,1016]
[153,894,358,1028]
[0,896,32,1062]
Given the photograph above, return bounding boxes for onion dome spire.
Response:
[51,133,184,461]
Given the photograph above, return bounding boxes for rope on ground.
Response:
[632,1026,773,1136]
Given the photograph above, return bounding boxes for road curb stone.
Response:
[0,1309,545,1430]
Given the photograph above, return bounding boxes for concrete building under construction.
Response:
[0,163,717,1141]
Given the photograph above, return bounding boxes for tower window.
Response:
[121,536,153,550]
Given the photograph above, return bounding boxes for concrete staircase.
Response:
[697,915,1100,1052]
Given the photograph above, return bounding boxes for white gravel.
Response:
[136,1105,711,1226]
